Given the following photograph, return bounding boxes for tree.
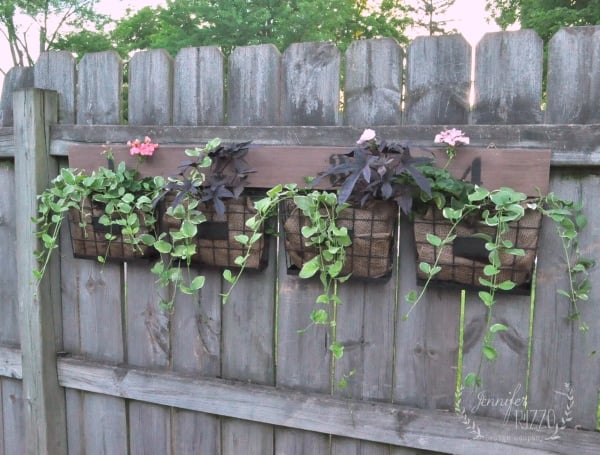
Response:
[486,0,600,42]
[0,0,107,70]
[410,0,457,36]
[109,0,413,56]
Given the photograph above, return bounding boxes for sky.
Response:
[0,0,501,88]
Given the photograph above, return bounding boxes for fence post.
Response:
[14,88,67,455]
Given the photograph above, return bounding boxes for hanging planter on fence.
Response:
[413,204,542,290]
[163,196,269,270]
[283,199,398,279]
[68,199,158,262]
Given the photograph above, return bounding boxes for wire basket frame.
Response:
[413,204,542,290]
[68,199,157,262]
[162,195,269,270]
[282,199,398,279]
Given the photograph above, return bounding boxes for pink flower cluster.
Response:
[128,136,158,157]
[434,128,470,147]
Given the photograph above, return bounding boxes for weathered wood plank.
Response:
[76,51,123,125]
[404,35,471,125]
[0,128,15,157]
[174,46,224,126]
[128,49,174,126]
[0,163,18,347]
[54,355,600,455]
[473,31,543,124]
[171,286,222,453]
[125,265,172,454]
[14,89,67,454]
[282,42,341,125]
[276,244,331,453]
[228,44,281,126]
[33,52,76,124]
[127,47,175,453]
[0,66,34,126]
[345,38,403,126]
[1,378,25,455]
[529,171,600,430]
[0,346,21,379]
[546,26,600,124]
[221,243,277,454]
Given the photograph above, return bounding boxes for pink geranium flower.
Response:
[434,128,470,147]
[128,136,159,157]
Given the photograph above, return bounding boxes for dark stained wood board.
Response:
[68,144,551,195]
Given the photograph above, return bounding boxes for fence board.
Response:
[34,52,76,124]
[77,51,123,125]
[282,42,341,125]
[55,355,600,454]
[1,379,25,455]
[0,66,33,127]
[345,38,403,126]
[404,35,471,125]
[0,163,18,346]
[14,89,67,454]
[473,30,543,124]
[228,44,281,126]
[546,26,600,124]
[128,49,174,125]
[174,46,224,126]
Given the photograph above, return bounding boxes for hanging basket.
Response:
[68,198,157,262]
[163,196,269,270]
[282,199,398,279]
[413,204,542,290]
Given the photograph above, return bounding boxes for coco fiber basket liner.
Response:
[163,196,268,270]
[68,199,156,262]
[413,205,542,289]
[283,199,398,279]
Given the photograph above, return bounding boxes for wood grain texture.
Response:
[282,42,341,125]
[0,66,34,127]
[174,46,224,126]
[128,49,174,126]
[76,51,123,125]
[546,26,600,124]
[14,89,67,454]
[0,163,18,346]
[473,30,543,124]
[33,52,76,124]
[404,34,471,125]
[54,355,600,455]
[228,44,281,126]
[344,38,403,126]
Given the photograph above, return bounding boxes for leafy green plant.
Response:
[34,153,163,279]
[151,138,262,309]
[404,129,595,388]
[222,129,458,387]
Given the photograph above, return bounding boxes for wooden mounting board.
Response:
[68,144,551,196]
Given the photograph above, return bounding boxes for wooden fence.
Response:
[0,27,599,455]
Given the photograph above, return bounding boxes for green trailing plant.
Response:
[151,138,257,309]
[34,143,163,281]
[403,129,595,388]
[222,129,443,387]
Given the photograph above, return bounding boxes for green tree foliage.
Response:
[486,0,600,42]
[0,0,106,67]
[410,0,457,36]
[110,0,412,56]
